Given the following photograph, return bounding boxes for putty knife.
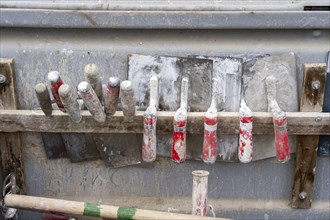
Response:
[242,53,298,161]
[128,54,213,161]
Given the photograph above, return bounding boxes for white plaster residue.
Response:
[174,107,187,121]
[78,81,90,93]
[128,54,180,111]
[48,71,60,83]
[239,99,252,117]
[197,56,242,112]
[158,57,180,111]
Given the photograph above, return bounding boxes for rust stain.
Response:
[305,65,326,106]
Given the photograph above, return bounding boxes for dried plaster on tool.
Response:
[238,99,254,163]
[142,75,159,162]
[266,76,290,163]
[128,54,180,110]
[192,170,209,216]
[48,71,65,112]
[202,78,218,164]
[78,81,105,123]
[59,84,82,123]
[104,77,120,116]
[84,64,103,103]
[35,83,52,116]
[172,77,189,163]
[120,80,136,122]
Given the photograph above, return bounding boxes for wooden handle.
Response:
[4,194,228,220]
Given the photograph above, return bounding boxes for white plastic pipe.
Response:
[192,170,209,216]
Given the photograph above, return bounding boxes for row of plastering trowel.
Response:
[35,64,141,167]
[140,74,290,164]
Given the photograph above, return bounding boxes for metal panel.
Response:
[1,7,330,220]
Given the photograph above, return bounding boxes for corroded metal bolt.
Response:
[299,191,307,200]
[315,116,322,122]
[0,74,6,84]
[311,81,320,90]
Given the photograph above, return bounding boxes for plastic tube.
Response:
[142,75,159,162]
[78,81,105,123]
[104,77,120,116]
[238,99,253,163]
[172,77,189,163]
[202,78,218,164]
[120,80,136,122]
[48,71,65,112]
[192,170,209,216]
[59,84,82,123]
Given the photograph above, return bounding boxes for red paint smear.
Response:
[50,79,64,110]
[274,117,290,162]
[142,114,156,161]
[172,119,186,162]
[240,116,253,123]
[106,86,119,96]
[239,115,253,161]
[42,213,67,220]
[202,116,217,162]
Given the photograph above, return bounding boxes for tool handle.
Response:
[180,77,189,109]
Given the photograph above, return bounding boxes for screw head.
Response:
[311,81,320,90]
[0,74,6,84]
[299,191,307,200]
[315,116,322,122]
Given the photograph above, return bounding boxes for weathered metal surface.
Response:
[0,9,330,29]
[1,24,330,220]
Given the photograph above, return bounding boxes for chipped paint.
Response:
[238,99,253,163]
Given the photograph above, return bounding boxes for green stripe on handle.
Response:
[83,202,100,217]
[117,207,137,220]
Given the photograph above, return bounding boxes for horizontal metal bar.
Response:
[1,1,328,11]
[0,110,329,135]
[0,9,329,29]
